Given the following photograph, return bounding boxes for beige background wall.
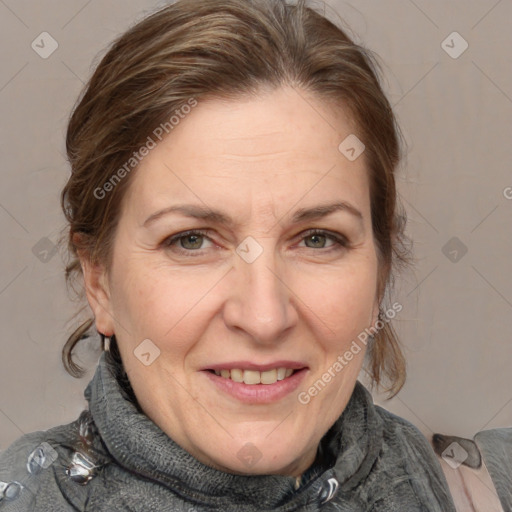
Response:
[1,0,511,450]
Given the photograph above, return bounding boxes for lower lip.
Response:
[202,369,308,404]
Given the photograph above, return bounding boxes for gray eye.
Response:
[180,234,204,250]
[304,234,327,248]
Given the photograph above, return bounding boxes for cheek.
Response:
[294,261,378,336]
[112,263,218,345]
[109,261,165,337]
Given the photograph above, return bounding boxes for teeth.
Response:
[243,370,261,385]
[260,369,277,384]
[213,367,296,385]
[230,369,244,382]
[277,368,287,381]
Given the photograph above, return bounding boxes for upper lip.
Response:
[202,361,308,372]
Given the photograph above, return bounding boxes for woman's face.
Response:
[83,86,380,477]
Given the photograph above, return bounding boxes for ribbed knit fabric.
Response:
[475,428,512,511]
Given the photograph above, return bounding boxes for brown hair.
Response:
[60,0,411,397]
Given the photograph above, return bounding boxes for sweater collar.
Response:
[85,352,383,509]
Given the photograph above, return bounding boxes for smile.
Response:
[202,362,308,404]
[210,368,295,385]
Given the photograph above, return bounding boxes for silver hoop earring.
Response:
[99,333,111,352]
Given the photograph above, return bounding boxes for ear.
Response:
[76,245,115,337]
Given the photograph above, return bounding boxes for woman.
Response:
[0,0,458,509]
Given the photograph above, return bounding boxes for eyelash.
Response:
[161,229,349,257]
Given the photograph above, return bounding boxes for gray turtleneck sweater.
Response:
[0,352,478,510]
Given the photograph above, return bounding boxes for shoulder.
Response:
[0,419,86,511]
[374,404,444,472]
[369,404,456,511]
[474,427,512,509]
[375,404,436,456]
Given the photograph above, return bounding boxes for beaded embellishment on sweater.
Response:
[65,410,110,485]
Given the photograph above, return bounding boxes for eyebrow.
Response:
[143,201,364,228]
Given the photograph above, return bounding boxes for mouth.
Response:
[206,367,298,385]
[201,362,308,403]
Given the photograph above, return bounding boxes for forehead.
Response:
[123,86,370,220]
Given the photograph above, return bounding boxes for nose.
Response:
[222,248,298,344]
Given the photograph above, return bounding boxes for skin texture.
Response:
[80,85,381,478]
